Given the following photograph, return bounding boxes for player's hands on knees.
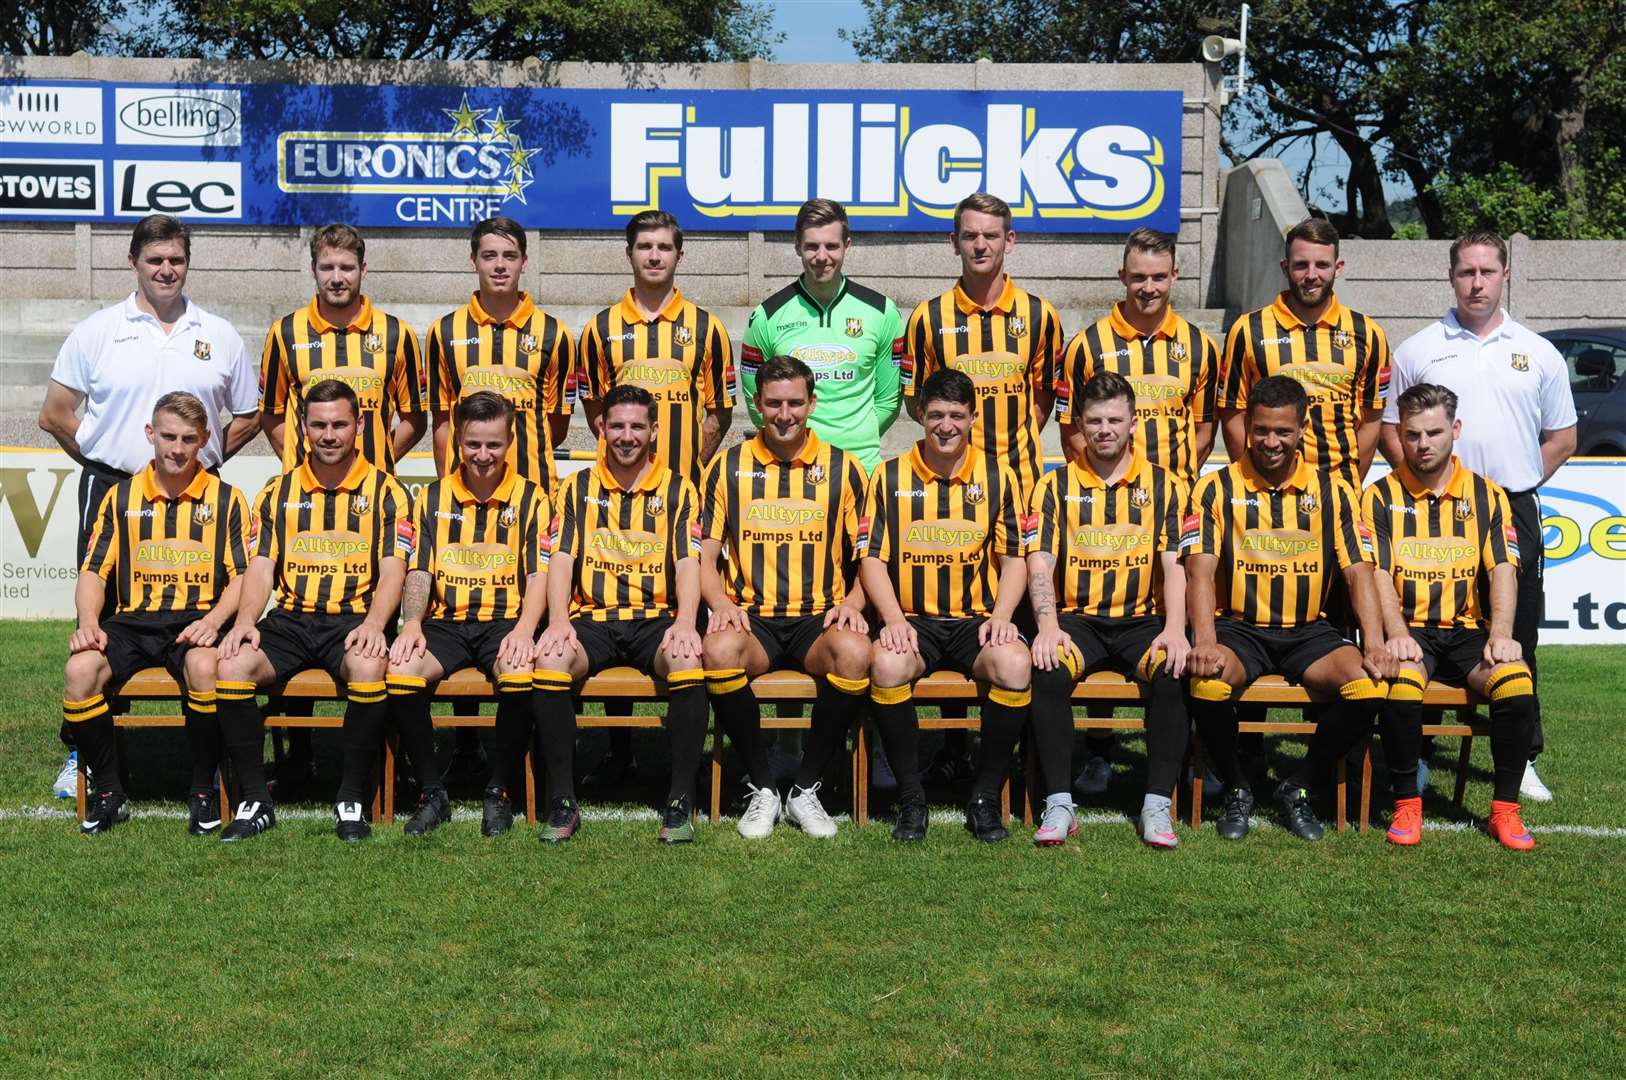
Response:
[708,600,749,636]
[346,624,389,660]
[1362,641,1397,682]
[879,619,917,655]
[69,625,107,654]
[979,618,1019,647]
[1030,627,1075,672]
[219,624,258,660]
[497,628,537,668]
[538,623,577,659]
[1485,634,1523,667]
[176,620,218,649]
[1187,643,1227,678]
[1151,630,1190,679]
[391,625,427,666]
[662,620,703,662]
[1386,633,1423,664]
[824,602,867,635]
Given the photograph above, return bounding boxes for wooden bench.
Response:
[102,667,1488,834]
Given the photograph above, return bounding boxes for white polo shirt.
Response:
[1388,308,1576,492]
[49,293,257,473]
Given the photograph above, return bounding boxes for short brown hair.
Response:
[953,192,1012,232]
[1396,382,1459,421]
[1284,217,1340,259]
[625,210,683,252]
[756,355,816,399]
[1078,371,1136,412]
[310,223,365,264]
[794,198,848,245]
[1123,227,1177,266]
[152,390,207,430]
[471,216,527,257]
[454,389,516,429]
[301,377,360,418]
[128,215,190,262]
[1449,229,1508,271]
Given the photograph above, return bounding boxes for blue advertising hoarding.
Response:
[0,80,1183,232]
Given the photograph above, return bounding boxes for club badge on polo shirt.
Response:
[1008,315,1028,338]
[1298,491,1319,514]
[499,504,518,528]
[192,501,214,525]
[845,318,864,338]
[806,463,826,485]
[520,332,538,355]
[647,494,665,516]
[194,340,211,361]
[1130,486,1151,509]
[1456,499,1474,521]
[965,482,985,505]
[363,332,382,353]
[674,325,694,347]
[1511,353,1530,372]
[1170,341,1188,362]
[353,493,372,516]
[1332,329,1353,349]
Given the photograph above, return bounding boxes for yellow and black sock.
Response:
[336,681,387,804]
[216,680,269,803]
[972,685,1031,800]
[183,689,221,791]
[869,683,923,802]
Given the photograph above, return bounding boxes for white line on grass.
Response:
[7,803,1626,837]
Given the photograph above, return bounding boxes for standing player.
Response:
[532,385,707,844]
[426,216,574,777]
[1055,226,1219,794]
[216,380,413,842]
[902,192,1062,787]
[1380,231,1575,802]
[740,198,904,473]
[64,392,250,835]
[386,391,550,837]
[1365,383,1539,850]
[861,369,1030,843]
[699,357,872,839]
[1183,375,1393,842]
[1027,373,1191,848]
[38,214,258,796]
[578,210,733,785]
[259,223,427,470]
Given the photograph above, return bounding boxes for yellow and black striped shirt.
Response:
[1182,453,1372,628]
[860,445,1024,619]
[412,466,547,622]
[545,451,701,621]
[1029,447,1186,619]
[1362,456,1517,630]
[1218,292,1391,488]
[250,455,414,616]
[82,465,249,615]
[425,291,574,490]
[1057,303,1219,484]
[701,431,866,618]
[580,289,735,484]
[259,296,426,472]
[903,276,1063,498]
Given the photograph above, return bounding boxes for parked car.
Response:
[1540,328,1626,455]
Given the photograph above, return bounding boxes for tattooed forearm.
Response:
[400,570,431,624]
[1028,553,1058,618]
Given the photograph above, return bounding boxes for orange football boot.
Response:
[1386,797,1423,846]
[1488,800,1535,852]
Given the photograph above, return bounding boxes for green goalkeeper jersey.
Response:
[740,277,904,471]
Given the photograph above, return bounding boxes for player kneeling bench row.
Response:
[67,371,1540,853]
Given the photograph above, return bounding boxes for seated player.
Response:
[1365,383,1538,850]
[217,379,412,842]
[860,368,1030,843]
[532,384,706,843]
[386,391,549,838]
[699,356,872,839]
[1027,372,1192,849]
[1183,374,1394,841]
[64,391,250,835]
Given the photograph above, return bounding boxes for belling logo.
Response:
[115,88,242,146]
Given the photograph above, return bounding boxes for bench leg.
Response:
[1187,729,1204,829]
[76,761,87,823]
[1358,737,1373,834]
[219,768,234,825]
[1022,739,1039,828]
[1453,711,1474,814]
[1335,757,1348,833]
[853,723,869,828]
[381,736,396,825]
[1000,777,1011,824]
[524,742,538,826]
[709,715,724,825]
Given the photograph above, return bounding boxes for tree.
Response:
[3,1,129,54]
[115,0,779,63]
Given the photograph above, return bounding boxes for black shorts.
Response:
[747,613,828,670]
[1055,613,1165,681]
[1216,617,1352,685]
[422,618,519,678]
[907,616,995,677]
[574,616,674,675]
[258,609,369,682]
[101,612,199,685]
[1410,626,1489,685]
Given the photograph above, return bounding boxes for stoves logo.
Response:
[0,85,102,144]
[0,159,102,216]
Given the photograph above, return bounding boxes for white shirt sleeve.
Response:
[49,320,94,394]
[1535,339,1578,431]
[221,324,259,415]
[1383,330,1427,424]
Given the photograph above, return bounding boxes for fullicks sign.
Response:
[0,81,1183,232]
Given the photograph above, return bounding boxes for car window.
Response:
[1559,339,1626,395]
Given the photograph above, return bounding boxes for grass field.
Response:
[1,620,1622,1078]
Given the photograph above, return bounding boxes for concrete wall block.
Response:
[1340,240,1450,280]
[0,229,78,269]
[1516,241,1626,281]
[0,270,97,302]
[1514,281,1626,321]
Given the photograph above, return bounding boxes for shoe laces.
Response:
[1039,802,1074,835]
[742,783,778,822]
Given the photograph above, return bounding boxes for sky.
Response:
[769,0,864,62]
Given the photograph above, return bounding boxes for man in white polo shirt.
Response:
[1381,229,1577,801]
[37,213,259,795]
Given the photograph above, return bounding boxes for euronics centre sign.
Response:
[0,81,1182,231]
[2,450,1623,644]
